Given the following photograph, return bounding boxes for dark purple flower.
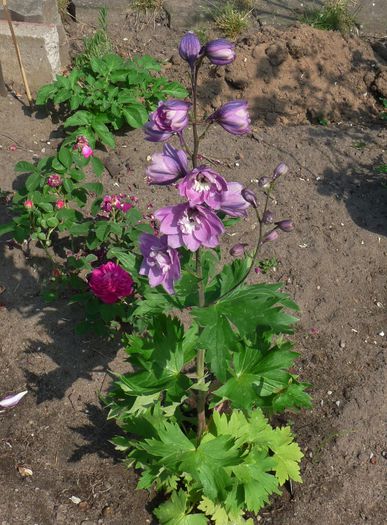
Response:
[230,243,248,257]
[276,219,294,232]
[241,188,258,208]
[262,210,274,224]
[209,101,251,135]
[147,144,188,185]
[155,203,224,252]
[263,229,279,243]
[178,166,227,208]
[47,174,62,188]
[273,162,289,180]
[179,32,202,67]
[88,262,134,304]
[218,182,250,217]
[139,234,181,294]
[205,38,236,65]
[144,100,191,142]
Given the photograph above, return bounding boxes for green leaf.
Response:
[272,381,312,412]
[270,426,303,484]
[58,145,72,169]
[107,247,137,274]
[91,156,104,177]
[92,119,115,148]
[15,161,35,173]
[35,83,57,105]
[160,82,189,98]
[83,182,104,196]
[25,171,42,191]
[123,105,149,128]
[154,490,208,525]
[0,222,14,237]
[64,110,93,128]
[69,221,93,237]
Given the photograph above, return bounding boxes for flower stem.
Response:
[191,65,200,168]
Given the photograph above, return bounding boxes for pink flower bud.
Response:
[273,162,289,180]
[56,200,65,209]
[24,200,33,209]
[263,229,279,243]
[276,219,294,232]
[81,145,93,159]
[229,243,248,257]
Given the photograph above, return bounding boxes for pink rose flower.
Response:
[56,200,65,209]
[81,145,93,159]
[88,262,134,304]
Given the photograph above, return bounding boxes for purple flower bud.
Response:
[273,162,289,180]
[241,188,257,208]
[209,101,251,136]
[229,243,248,257]
[262,210,274,224]
[205,38,236,65]
[276,219,294,232]
[263,229,279,243]
[258,176,271,189]
[0,390,28,409]
[179,32,202,67]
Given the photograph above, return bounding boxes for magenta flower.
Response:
[56,200,65,209]
[0,390,28,410]
[144,100,191,142]
[218,182,250,217]
[178,166,227,208]
[179,32,202,67]
[155,203,224,252]
[81,145,93,159]
[47,174,62,188]
[209,101,251,135]
[139,234,181,294]
[88,262,134,304]
[205,39,236,65]
[147,144,188,185]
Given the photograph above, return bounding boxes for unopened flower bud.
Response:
[24,199,33,209]
[241,188,257,208]
[179,32,202,67]
[273,162,288,180]
[262,210,274,224]
[276,219,294,232]
[229,242,248,257]
[263,229,279,243]
[258,176,270,189]
[205,38,236,66]
[56,200,65,209]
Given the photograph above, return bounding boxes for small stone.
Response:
[70,496,81,505]
[335,400,341,407]
[79,501,89,511]
[378,331,385,337]
[370,456,377,465]
[102,505,113,517]
[339,340,346,348]
[327,390,332,395]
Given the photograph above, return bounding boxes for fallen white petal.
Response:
[0,390,28,409]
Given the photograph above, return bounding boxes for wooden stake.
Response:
[2,0,33,105]
[0,60,7,96]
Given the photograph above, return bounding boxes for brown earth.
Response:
[0,6,387,525]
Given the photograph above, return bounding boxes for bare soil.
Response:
[0,7,386,525]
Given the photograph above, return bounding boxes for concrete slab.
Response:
[0,0,61,24]
[0,20,69,91]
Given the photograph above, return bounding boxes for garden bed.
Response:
[0,5,386,525]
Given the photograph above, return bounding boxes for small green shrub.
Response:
[75,8,113,67]
[301,0,358,33]
[208,1,252,39]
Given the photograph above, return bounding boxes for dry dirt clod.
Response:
[16,464,33,478]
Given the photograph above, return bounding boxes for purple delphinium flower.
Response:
[273,162,289,180]
[178,166,227,208]
[263,229,279,243]
[0,390,28,410]
[155,203,224,252]
[230,243,248,257]
[88,262,134,304]
[205,38,236,65]
[218,182,250,217]
[139,234,181,294]
[241,188,258,208]
[179,32,202,68]
[276,219,294,232]
[147,144,188,185]
[144,100,191,142]
[47,174,62,188]
[209,101,251,135]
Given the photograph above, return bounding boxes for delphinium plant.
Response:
[104,33,312,524]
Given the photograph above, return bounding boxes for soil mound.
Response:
[201,25,387,125]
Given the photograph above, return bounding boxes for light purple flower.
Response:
[88,262,134,304]
[263,229,279,242]
[218,182,250,217]
[205,39,236,65]
[241,188,258,208]
[230,243,248,257]
[155,203,224,252]
[209,101,251,135]
[47,174,62,188]
[179,32,202,67]
[147,144,188,185]
[0,390,28,409]
[178,166,227,208]
[144,100,191,142]
[139,234,181,294]
[276,219,294,232]
[273,162,289,180]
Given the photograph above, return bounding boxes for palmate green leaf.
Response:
[270,426,303,484]
[154,490,208,525]
[272,381,312,412]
